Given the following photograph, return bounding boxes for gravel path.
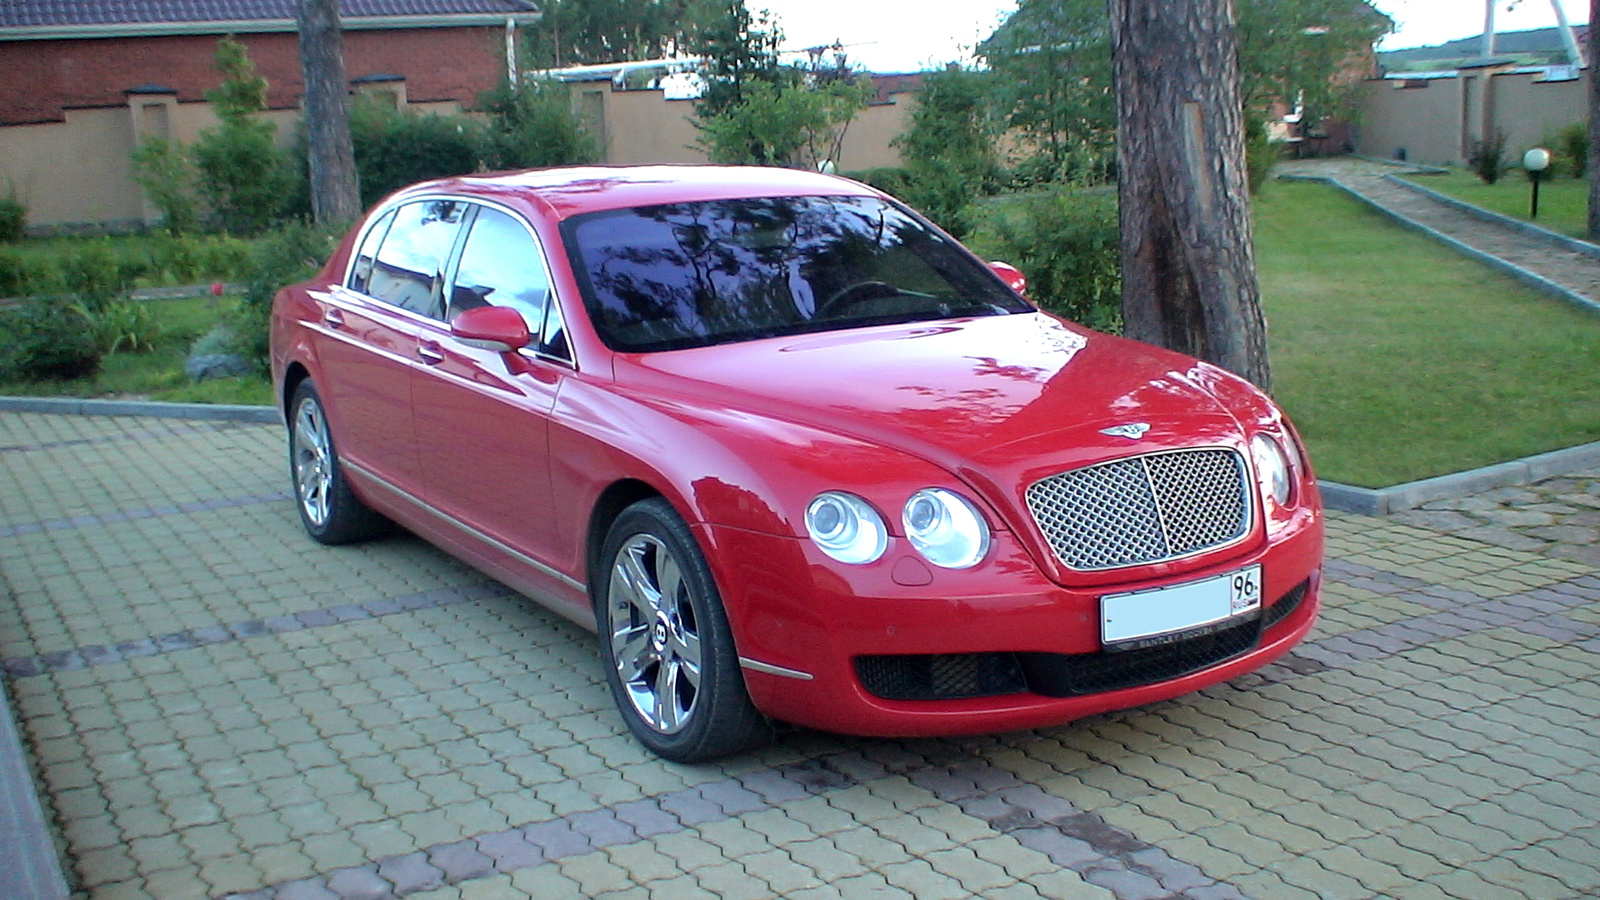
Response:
[1275,157,1600,307]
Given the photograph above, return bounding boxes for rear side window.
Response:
[364,199,466,318]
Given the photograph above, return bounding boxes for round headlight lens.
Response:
[1251,434,1293,507]
[902,488,990,569]
[806,492,887,564]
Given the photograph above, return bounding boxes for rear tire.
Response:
[287,381,388,545]
[597,498,771,763]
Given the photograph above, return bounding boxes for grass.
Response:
[1256,180,1600,487]
[0,294,273,406]
[1400,168,1592,241]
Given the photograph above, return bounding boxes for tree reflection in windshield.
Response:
[564,195,1030,352]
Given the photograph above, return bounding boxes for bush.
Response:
[231,223,338,372]
[966,186,1122,333]
[131,137,201,234]
[74,295,165,355]
[0,249,52,298]
[0,298,104,382]
[193,37,298,234]
[1553,121,1588,179]
[0,193,24,243]
[1469,133,1508,184]
[1245,117,1282,195]
[477,78,600,170]
[350,98,487,207]
[58,240,145,311]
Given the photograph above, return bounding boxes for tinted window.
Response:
[449,207,551,329]
[348,208,396,294]
[366,199,466,317]
[564,195,1029,352]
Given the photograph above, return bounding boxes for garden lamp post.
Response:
[1524,147,1552,219]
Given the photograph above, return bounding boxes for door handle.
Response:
[323,308,345,328]
[418,343,445,365]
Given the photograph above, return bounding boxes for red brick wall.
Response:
[0,26,508,126]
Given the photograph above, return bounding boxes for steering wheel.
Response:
[815,280,901,318]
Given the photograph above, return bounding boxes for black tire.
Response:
[286,381,388,545]
[596,498,771,763]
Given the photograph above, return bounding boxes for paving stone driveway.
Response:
[2,411,1597,900]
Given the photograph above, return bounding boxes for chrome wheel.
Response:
[292,395,334,528]
[607,533,703,734]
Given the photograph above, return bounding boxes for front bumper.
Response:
[700,516,1323,737]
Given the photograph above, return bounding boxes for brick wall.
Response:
[0,25,510,126]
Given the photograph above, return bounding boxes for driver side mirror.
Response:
[989,261,1028,299]
[450,305,531,353]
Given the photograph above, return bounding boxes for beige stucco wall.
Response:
[1354,68,1588,167]
[576,80,912,172]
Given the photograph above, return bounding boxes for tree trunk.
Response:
[297,0,361,228]
[1589,0,1600,239]
[1109,0,1271,392]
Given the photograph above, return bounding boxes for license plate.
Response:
[1101,566,1262,649]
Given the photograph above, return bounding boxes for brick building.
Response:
[0,0,541,229]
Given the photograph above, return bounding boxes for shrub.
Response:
[231,223,338,372]
[966,186,1122,333]
[58,240,145,311]
[0,298,104,382]
[131,137,201,234]
[1553,121,1588,179]
[350,97,486,207]
[0,192,24,243]
[1469,133,1508,184]
[0,249,52,298]
[477,78,600,170]
[74,295,165,355]
[1245,116,1282,195]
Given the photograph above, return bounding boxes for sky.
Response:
[752,0,1592,73]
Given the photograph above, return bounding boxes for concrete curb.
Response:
[1383,174,1600,262]
[1276,172,1600,317]
[1317,440,1600,516]
[0,678,70,900]
[0,396,279,423]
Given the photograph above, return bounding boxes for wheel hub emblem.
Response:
[652,616,669,652]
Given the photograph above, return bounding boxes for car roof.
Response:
[393,165,886,221]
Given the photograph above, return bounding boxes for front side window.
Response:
[450,206,570,361]
[365,199,466,317]
[563,195,1030,353]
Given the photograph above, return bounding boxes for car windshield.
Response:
[563,195,1032,352]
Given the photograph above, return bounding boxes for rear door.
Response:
[411,204,573,584]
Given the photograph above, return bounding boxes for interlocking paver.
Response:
[4,406,1599,900]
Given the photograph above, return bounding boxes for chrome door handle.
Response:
[323,308,345,328]
[418,344,445,365]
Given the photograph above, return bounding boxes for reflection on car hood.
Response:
[622,313,1250,482]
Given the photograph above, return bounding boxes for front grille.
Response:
[855,653,1027,702]
[1025,449,1250,571]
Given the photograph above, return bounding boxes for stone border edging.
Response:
[4,396,1595,517]
[1276,172,1600,317]
[0,396,278,422]
[0,677,70,900]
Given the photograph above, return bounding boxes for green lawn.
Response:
[1400,169,1592,241]
[1257,180,1600,487]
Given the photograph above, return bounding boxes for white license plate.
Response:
[1101,566,1262,648]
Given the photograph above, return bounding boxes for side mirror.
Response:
[989,261,1028,298]
[451,305,531,353]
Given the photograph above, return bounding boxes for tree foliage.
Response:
[526,0,718,67]
[977,0,1389,182]
[193,37,296,234]
[689,0,787,120]
[696,77,872,169]
[890,67,1006,235]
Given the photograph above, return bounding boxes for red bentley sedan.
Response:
[271,165,1323,762]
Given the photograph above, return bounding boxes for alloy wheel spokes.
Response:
[293,402,332,525]
[609,533,701,735]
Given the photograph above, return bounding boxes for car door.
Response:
[410,203,573,585]
[314,198,467,494]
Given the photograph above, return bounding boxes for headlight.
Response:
[806,492,887,564]
[1251,434,1293,507]
[902,488,990,569]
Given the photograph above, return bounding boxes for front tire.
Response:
[597,498,771,763]
[287,381,388,545]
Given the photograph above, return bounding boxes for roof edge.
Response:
[0,13,540,42]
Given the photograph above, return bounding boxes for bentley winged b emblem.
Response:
[1100,422,1151,440]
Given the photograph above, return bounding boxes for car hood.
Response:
[619,313,1255,507]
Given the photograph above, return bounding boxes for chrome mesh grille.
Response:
[1025,449,1250,571]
